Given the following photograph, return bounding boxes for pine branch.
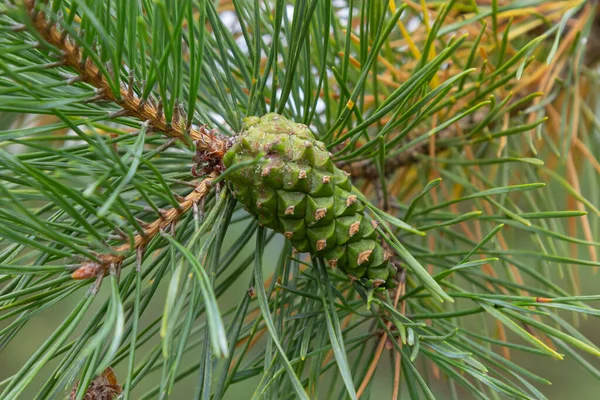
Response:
[337,117,462,179]
[23,0,226,157]
[71,172,217,286]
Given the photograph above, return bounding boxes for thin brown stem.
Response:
[357,272,405,399]
[391,274,406,400]
[336,111,477,180]
[71,173,217,280]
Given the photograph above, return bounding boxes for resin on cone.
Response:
[223,113,396,288]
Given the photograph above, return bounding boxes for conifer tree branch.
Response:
[23,0,227,157]
[337,112,474,179]
[338,130,451,179]
[71,173,217,282]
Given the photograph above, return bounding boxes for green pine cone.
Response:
[223,113,396,288]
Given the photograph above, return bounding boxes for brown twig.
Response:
[336,112,480,180]
[356,271,406,399]
[24,0,226,157]
[71,173,217,283]
[391,272,406,400]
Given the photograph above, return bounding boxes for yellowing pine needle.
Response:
[389,2,422,60]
